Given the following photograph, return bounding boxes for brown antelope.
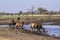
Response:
[8,19,16,26]
[8,19,16,29]
[29,22,45,33]
[17,17,20,21]
[15,22,24,29]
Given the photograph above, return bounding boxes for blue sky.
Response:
[0,0,60,13]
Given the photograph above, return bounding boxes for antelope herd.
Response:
[8,17,45,33]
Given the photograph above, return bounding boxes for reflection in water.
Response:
[0,25,9,27]
[23,25,60,37]
[42,22,54,24]
[42,25,60,37]
[0,24,60,37]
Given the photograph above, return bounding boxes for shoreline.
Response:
[0,27,60,40]
[0,19,60,25]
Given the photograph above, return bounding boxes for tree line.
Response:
[0,7,60,15]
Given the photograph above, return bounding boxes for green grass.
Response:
[0,14,60,21]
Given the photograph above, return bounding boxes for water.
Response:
[0,25,9,27]
[42,25,60,37]
[24,25,60,37]
[0,24,60,37]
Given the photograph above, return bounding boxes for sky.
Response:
[0,0,60,13]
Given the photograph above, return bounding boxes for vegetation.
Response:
[0,7,60,21]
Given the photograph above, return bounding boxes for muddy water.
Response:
[23,25,60,37]
[0,22,60,37]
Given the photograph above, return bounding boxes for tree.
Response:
[19,11,22,13]
[38,7,48,14]
[17,11,23,16]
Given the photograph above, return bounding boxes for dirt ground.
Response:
[0,27,60,40]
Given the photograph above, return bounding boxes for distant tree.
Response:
[38,7,48,14]
[18,11,23,16]
[1,12,6,15]
[6,13,10,15]
[10,13,14,16]
[48,11,53,15]
[58,11,60,14]
[49,11,57,15]
[52,34,56,37]
[18,11,23,14]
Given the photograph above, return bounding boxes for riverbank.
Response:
[0,19,60,25]
[0,27,60,40]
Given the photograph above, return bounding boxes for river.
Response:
[0,22,60,37]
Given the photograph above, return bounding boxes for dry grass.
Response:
[0,27,60,40]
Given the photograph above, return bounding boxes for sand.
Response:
[0,27,60,40]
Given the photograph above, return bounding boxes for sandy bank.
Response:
[0,27,60,40]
